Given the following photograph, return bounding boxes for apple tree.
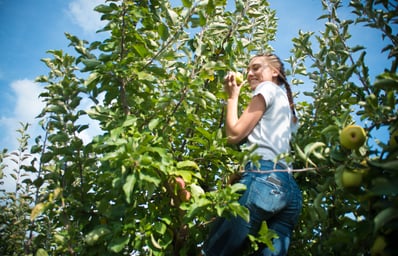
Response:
[1,0,397,255]
[286,0,398,255]
[19,0,280,255]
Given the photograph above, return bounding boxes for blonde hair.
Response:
[251,53,297,122]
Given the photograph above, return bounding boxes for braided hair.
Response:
[251,53,297,123]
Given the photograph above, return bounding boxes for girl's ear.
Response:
[271,68,279,78]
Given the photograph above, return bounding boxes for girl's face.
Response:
[246,56,278,90]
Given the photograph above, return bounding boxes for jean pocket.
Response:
[247,176,288,213]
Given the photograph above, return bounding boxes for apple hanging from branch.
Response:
[341,170,363,188]
[173,177,191,202]
[339,125,367,150]
[174,176,186,190]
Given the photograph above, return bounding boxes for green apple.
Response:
[341,170,363,188]
[339,125,367,150]
[370,236,387,256]
[235,71,244,85]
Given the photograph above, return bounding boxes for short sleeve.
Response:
[252,81,278,108]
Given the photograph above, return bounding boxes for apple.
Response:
[370,236,387,256]
[174,177,185,189]
[339,125,367,150]
[341,170,363,188]
[235,71,244,85]
[179,189,191,202]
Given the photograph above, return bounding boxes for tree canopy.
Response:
[1,0,397,255]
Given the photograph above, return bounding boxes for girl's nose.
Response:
[247,70,254,79]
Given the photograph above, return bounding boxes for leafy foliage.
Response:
[287,0,398,255]
[0,0,397,255]
[0,124,36,255]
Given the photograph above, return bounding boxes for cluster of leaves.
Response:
[1,0,397,255]
[0,124,37,255]
[287,0,398,255]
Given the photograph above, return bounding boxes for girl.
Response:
[203,53,302,256]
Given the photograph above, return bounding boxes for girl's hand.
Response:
[224,72,242,99]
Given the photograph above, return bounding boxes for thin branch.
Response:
[245,167,319,173]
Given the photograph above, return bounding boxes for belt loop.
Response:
[288,168,293,178]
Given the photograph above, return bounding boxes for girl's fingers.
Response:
[224,72,236,84]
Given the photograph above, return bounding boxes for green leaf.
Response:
[148,118,160,130]
[158,23,169,41]
[166,9,179,25]
[108,236,130,253]
[189,183,205,197]
[203,90,217,102]
[123,174,136,204]
[230,183,247,193]
[229,202,249,223]
[177,160,199,170]
[181,0,192,7]
[81,58,101,70]
[31,202,47,221]
[85,226,111,246]
[133,44,149,57]
[154,221,167,235]
[294,143,317,167]
[374,207,398,233]
[368,159,398,171]
[35,248,49,256]
[374,78,398,90]
[321,125,339,136]
[150,234,162,249]
[195,126,212,140]
[94,4,114,13]
[369,177,398,196]
[84,72,100,88]
[139,171,161,186]
[248,221,279,252]
[304,142,325,157]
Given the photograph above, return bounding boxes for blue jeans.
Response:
[203,160,302,256]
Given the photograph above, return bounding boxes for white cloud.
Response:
[1,78,104,150]
[0,79,44,192]
[12,79,45,122]
[67,0,107,35]
[0,79,44,150]
[0,80,103,193]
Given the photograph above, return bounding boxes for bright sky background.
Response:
[0,1,390,164]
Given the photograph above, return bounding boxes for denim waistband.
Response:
[244,160,293,179]
[244,160,289,171]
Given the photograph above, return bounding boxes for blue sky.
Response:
[0,0,390,153]
[0,0,106,151]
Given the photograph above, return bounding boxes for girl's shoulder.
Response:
[253,81,284,100]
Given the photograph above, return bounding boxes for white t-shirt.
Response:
[246,81,295,168]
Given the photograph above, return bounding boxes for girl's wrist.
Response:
[227,96,239,101]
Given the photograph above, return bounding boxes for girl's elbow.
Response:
[227,135,241,144]
[226,128,247,144]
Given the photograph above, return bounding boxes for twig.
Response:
[245,167,319,173]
